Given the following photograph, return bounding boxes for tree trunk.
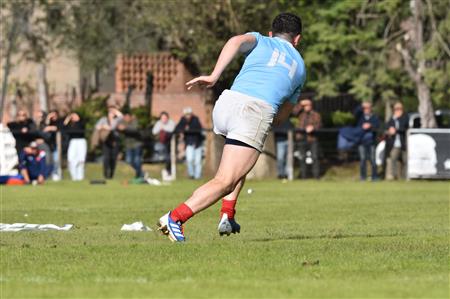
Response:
[37,63,49,112]
[384,99,393,122]
[9,86,19,119]
[0,11,20,123]
[417,81,435,128]
[412,0,437,128]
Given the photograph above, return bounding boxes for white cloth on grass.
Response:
[0,223,73,232]
[121,221,152,231]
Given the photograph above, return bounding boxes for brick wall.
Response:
[114,53,212,126]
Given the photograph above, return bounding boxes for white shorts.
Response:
[213,90,275,152]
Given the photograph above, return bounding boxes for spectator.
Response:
[175,107,204,179]
[385,102,409,180]
[34,110,53,178]
[118,111,143,178]
[7,110,37,154]
[296,99,321,179]
[354,102,380,181]
[273,119,293,179]
[19,141,46,184]
[64,112,87,181]
[95,106,123,179]
[152,111,175,179]
[37,110,63,180]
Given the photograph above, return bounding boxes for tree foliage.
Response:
[144,0,449,114]
[2,0,449,123]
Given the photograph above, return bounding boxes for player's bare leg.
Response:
[158,144,259,241]
[224,176,246,201]
[185,145,258,213]
[218,177,245,235]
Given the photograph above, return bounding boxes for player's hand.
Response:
[186,75,219,90]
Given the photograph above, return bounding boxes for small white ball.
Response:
[24,213,29,217]
[247,188,253,194]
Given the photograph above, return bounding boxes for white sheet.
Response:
[121,221,152,231]
[0,223,74,232]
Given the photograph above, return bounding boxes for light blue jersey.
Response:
[230,32,306,112]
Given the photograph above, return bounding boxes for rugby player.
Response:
[158,12,306,242]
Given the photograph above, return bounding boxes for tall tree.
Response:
[396,0,449,127]
[0,2,27,121]
[1,0,60,117]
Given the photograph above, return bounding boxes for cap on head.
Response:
[29,141,38,148]
[183,107,193,115]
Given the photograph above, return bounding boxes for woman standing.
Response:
[64,112,87,181]
[95,106,123,179]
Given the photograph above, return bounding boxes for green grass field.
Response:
[1,177,449,298]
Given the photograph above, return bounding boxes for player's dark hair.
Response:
[272,13,302,39]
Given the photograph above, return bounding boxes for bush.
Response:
[73,95,109,133]
[331,111,355,127]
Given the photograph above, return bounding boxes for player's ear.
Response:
[269,31,273,37]
[293,34,301,46]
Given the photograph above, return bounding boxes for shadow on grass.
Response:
[250,232,404,242]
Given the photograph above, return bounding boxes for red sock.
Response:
[220,199,237,219]
[170,203,194,224]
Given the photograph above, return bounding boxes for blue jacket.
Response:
[19,150,46,179]
[354,107,380,146]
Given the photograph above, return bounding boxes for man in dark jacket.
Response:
[7,110,38,154]
[385,102,409,180]
[95,106,123,179]
[37,110,63,180]
[118,112,143,179]
[175,107,204,179]
[354,102,380,181]
[295,99,321,179]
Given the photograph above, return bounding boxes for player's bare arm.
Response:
[185,34,257,90]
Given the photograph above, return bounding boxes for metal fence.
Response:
[2,126,353,181]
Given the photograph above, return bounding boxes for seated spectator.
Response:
[118,111,144,178]
[295,99,321,179]
[273,119,293,179]
[64,112,87,181]
[354,102,380,181]
[152,111,175,179]
[7,110,37,154]
[19,142,46,184]
[175,107,204,179]
[385,102,409,180]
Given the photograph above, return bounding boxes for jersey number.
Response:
[267,49,298,79]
